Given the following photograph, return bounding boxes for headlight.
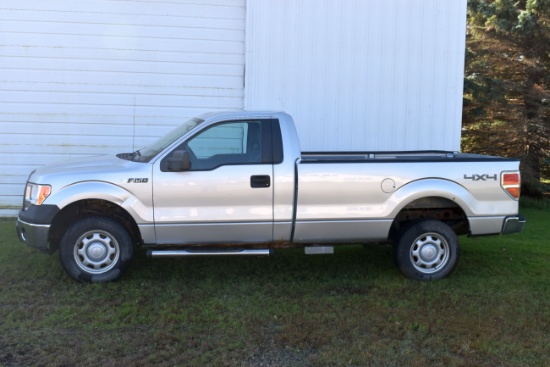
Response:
[24,183,51,210]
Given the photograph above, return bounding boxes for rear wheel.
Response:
[59,216,134,283]
[394,219,459,281]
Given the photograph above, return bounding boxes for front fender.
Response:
[47,181,154,223]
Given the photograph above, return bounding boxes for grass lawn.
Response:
[1,207,549,366]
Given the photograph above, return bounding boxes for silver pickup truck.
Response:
[16,111,525,282]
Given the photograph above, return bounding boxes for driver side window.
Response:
[186,120,263,170]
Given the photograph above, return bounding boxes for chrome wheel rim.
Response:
[410,232,450,274]
[74,230,120,274]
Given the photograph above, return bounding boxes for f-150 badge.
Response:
[127,178,149,183]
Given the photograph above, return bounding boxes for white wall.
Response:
[0,0,246,215]
[0,0,468,216]
[245,0,467,152]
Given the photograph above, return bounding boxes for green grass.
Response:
[1,208,549,366]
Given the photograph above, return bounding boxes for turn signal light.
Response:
[24,183,52,210]
[501,172,520,200]
[36,185,52,205]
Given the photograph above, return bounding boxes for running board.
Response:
[147,249,271,258]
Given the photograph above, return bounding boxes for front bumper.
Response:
[501,215,526,235]
[16,204,60,254]
[16,219,52,253]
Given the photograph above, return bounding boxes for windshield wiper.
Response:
[117,150,142,161]
[116,152,133,161]
[131,149,142,161]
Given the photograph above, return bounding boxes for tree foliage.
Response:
[463,0,550,196]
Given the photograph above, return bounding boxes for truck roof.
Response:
[198,110,287,122]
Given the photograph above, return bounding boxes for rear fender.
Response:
[387,179,474,218]
[387,179,519,235]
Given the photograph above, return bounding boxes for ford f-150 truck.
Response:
[16,111,525,282]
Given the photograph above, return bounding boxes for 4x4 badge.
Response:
[464,174,497,181]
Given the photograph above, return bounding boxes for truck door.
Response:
[152,119,275,245]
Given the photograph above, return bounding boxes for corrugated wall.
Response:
[0,0,245,215]
[245,0,467,152]
[1,0,467,216]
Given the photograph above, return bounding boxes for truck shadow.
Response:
[129,244,398,285]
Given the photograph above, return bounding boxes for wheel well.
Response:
[48,199,141,253]
[389,197,469,241]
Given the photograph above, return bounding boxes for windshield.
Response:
[131,117,204,162]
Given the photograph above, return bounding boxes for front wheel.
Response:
[394,219,460,281]
[59,216,134,283]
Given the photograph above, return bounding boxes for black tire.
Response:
[394,219,460,281]
[59,216,134,283]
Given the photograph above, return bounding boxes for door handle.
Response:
[250,175,271,188]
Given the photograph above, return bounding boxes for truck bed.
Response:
[300,151,517,163]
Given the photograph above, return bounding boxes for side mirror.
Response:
[167,150,190,171]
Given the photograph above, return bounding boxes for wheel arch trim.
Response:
[387,179,474,219]
[51,181,153,223]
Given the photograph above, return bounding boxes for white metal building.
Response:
[0,0,467,216]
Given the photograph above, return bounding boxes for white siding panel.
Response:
[0,8,244,31]
[0,91,241,109]
[245,0,467,152]
[8,1,245,19]
[0,45,244,68]
[1,69,243,90]
[0,57,243,77]
[0,21,244,43]
[0,0,245,214]
[0,81,243,98]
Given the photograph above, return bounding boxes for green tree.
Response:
[463,0,550,196]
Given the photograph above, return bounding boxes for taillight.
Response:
[501,172,520,200]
